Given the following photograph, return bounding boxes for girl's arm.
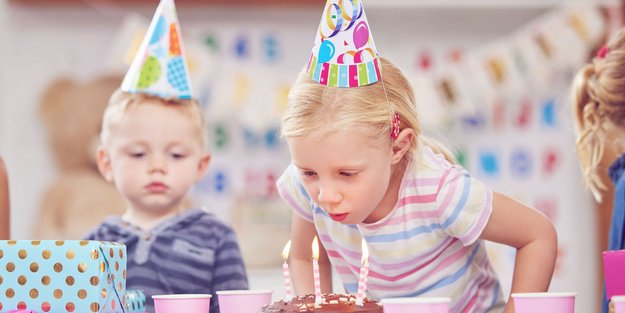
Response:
[0,158,9,239]
[289,213,333,294]
[480,192,557,313]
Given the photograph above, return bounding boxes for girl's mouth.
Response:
[329,213,349,222]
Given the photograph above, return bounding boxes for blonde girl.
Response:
[572,29,625,313]
[277,57,557,313]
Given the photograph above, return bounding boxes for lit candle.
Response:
[281,240,294,301]
[312,236,323,305]
[355,239,369,306]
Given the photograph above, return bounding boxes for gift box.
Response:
[124,290,146,313]
[0,240,126,313]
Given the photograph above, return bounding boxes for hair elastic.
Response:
[596,45,609,59]
[391,113,401,139]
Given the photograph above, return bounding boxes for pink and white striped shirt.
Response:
[277,146,505,313]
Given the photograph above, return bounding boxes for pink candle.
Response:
[312,236,323,305]
[355,239,369,306]
[281,240,294,301]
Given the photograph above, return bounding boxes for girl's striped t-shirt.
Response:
[277,146,505,313]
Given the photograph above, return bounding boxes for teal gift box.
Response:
[124,290,145,313]
[0,240,126,313]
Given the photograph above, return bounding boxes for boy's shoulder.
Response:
[83,215,127,241]
[167,208,235,236]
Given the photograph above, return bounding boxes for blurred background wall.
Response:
[0,0,622,311]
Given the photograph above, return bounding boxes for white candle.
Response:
[355,239,369,306]
[281,240,294,301]
[312,236,323,305]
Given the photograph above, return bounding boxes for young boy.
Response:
[85,1,248,312]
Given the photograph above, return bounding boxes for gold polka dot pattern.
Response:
[0,240,127,312]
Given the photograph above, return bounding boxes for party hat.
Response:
[306,0,381,88]
[121,0,192,99]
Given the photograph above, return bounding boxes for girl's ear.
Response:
[391,128,414,165]
[96,146,114,182]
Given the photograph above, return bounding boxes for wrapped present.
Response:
[0,240,126,313]
[123,290,146,313]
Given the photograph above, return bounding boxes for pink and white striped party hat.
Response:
[306,0,381,88]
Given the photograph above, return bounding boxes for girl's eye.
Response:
[130,152,145,158]
[301,170,317,177]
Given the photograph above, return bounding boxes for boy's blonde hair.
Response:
[282,57,454,161]
[572,30,625,202]
[100,89,206,148]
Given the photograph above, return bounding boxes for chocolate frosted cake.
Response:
[260,293,382,313]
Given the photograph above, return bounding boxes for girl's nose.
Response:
[318,187,342,204]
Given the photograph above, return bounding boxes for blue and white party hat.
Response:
[121,0,192,99]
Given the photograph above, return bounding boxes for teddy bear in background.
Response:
[35,75,126,239]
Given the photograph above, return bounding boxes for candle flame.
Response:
[361,239,369,266]
[281,240,291,260]
[312,236,319,260]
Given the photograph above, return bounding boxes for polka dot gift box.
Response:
[0,240,126,313]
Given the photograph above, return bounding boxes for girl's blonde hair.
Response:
[282,57,454,162]
[100,89,206,148]
[572,30,625,201]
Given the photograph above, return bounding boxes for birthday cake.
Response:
[259,293,382,313]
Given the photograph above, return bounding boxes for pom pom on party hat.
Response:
[306,0,380,88]
[121,0,192,99]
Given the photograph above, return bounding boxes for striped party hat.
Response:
[121,0,192,99]
[306,0,381,88]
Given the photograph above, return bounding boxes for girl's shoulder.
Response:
[411,145,461,177]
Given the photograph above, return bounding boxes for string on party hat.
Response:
[306,0,399,139]
[121,0,193,100]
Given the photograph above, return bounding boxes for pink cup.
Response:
[511,292,576,313]
[381,297,451,313]
[216,290,273,313]
[152,294,212,313]
[612,295,625,313]
[603,250,625,300]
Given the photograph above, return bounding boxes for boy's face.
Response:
[287,127,397,224]
[97,100,210,215]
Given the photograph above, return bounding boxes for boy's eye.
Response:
[171,153,186,159]
[130,152,145,158]
[340,171,358,177]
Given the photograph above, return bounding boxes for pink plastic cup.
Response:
[603,250,625,300]
[381,297,451,313]
[152,294,212,313]
[612,295,625,313]
[511,292,576,313]
[216,290,273,313]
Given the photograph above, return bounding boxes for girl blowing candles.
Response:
[277,1,557,312]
